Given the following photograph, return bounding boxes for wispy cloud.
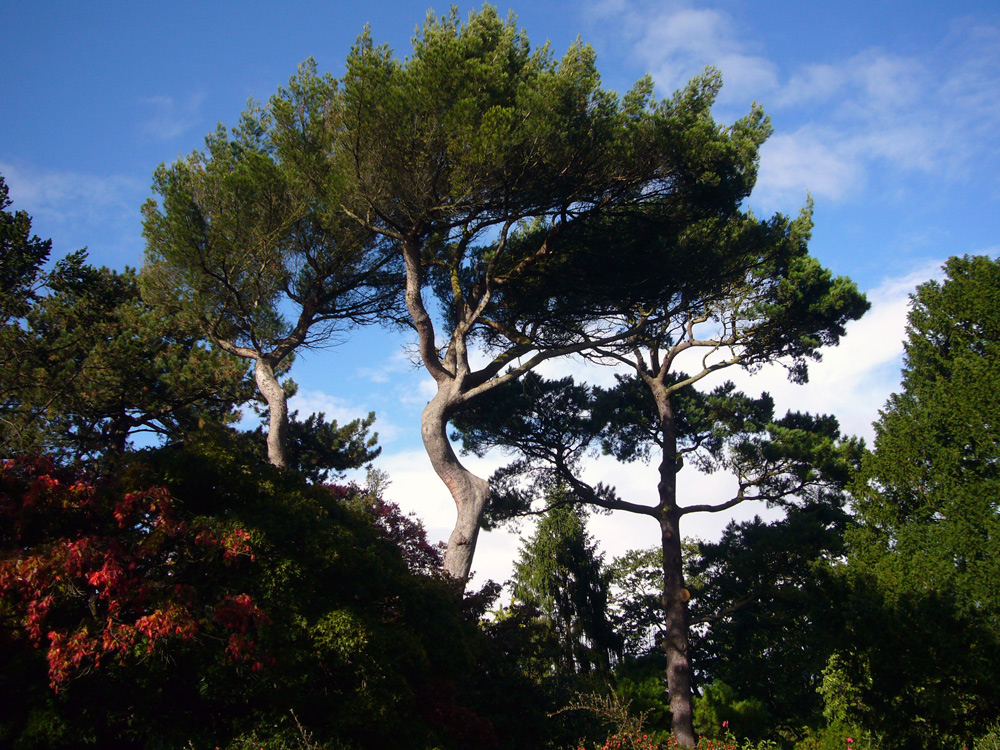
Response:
[356,346,439,408]
[393,373,438,409]
[357,348,423,384]
[289,388,402,443]
[0,160,144,261]
[585,2,1000,206]
[587,0,777,103]
[138,92,207,141]
[755,50,941,204]
[759,27,1000,204]
[757,130,863,203]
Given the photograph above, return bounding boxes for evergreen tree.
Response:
[336,7,789,591]
[511,495,619,677]
[839,255,1000,746]
[853,255,1000,624]
[2,264,250,461]
[142,61,398,468]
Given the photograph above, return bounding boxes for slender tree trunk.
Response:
[661,507,695,746]
[422,389,489,584]
[254,357,288,468]
[656,400,697,748]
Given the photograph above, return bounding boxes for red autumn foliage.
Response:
[0,454,268,689]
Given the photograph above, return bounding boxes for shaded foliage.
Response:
[2,265,250,461]
[836,255,1000,748]
[687,506,849,734]
[0,433,494,749]
[264,409,381,484]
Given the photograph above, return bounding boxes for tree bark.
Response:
[400,234,492,584]
[254,357,288,468]
[421,389,490,584]
[656,399,697,748]
[661,507,696,747]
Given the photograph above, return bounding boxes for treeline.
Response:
[1,6,999,750]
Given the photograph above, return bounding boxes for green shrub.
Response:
[974,723,1000,750]
[693,682,771,742]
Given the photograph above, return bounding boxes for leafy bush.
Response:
[0,430,491,749]
[694,682,771,742]
[974,723,1000,750]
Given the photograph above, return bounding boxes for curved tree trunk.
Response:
[400,234,492,585]
[422,390,489,584]
[254,357,288,468]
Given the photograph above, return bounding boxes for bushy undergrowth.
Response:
[568,674,1000,750]
[0,431,539,750]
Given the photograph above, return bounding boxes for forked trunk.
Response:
[254,357,288,468]
[422,390,489,584]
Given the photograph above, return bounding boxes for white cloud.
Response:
[289,388,403,443]
[606,2,778,104]
[853,54,923,113]
[138,92,207,141]
[579,454,776,557]
[356,366,391,384]
[377,412,801,588]
[533,352,623,389]
[756,129,863,203]
[940,23,1000,124]
[376,448,457,539]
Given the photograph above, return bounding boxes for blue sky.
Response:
[3,1,999,583]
